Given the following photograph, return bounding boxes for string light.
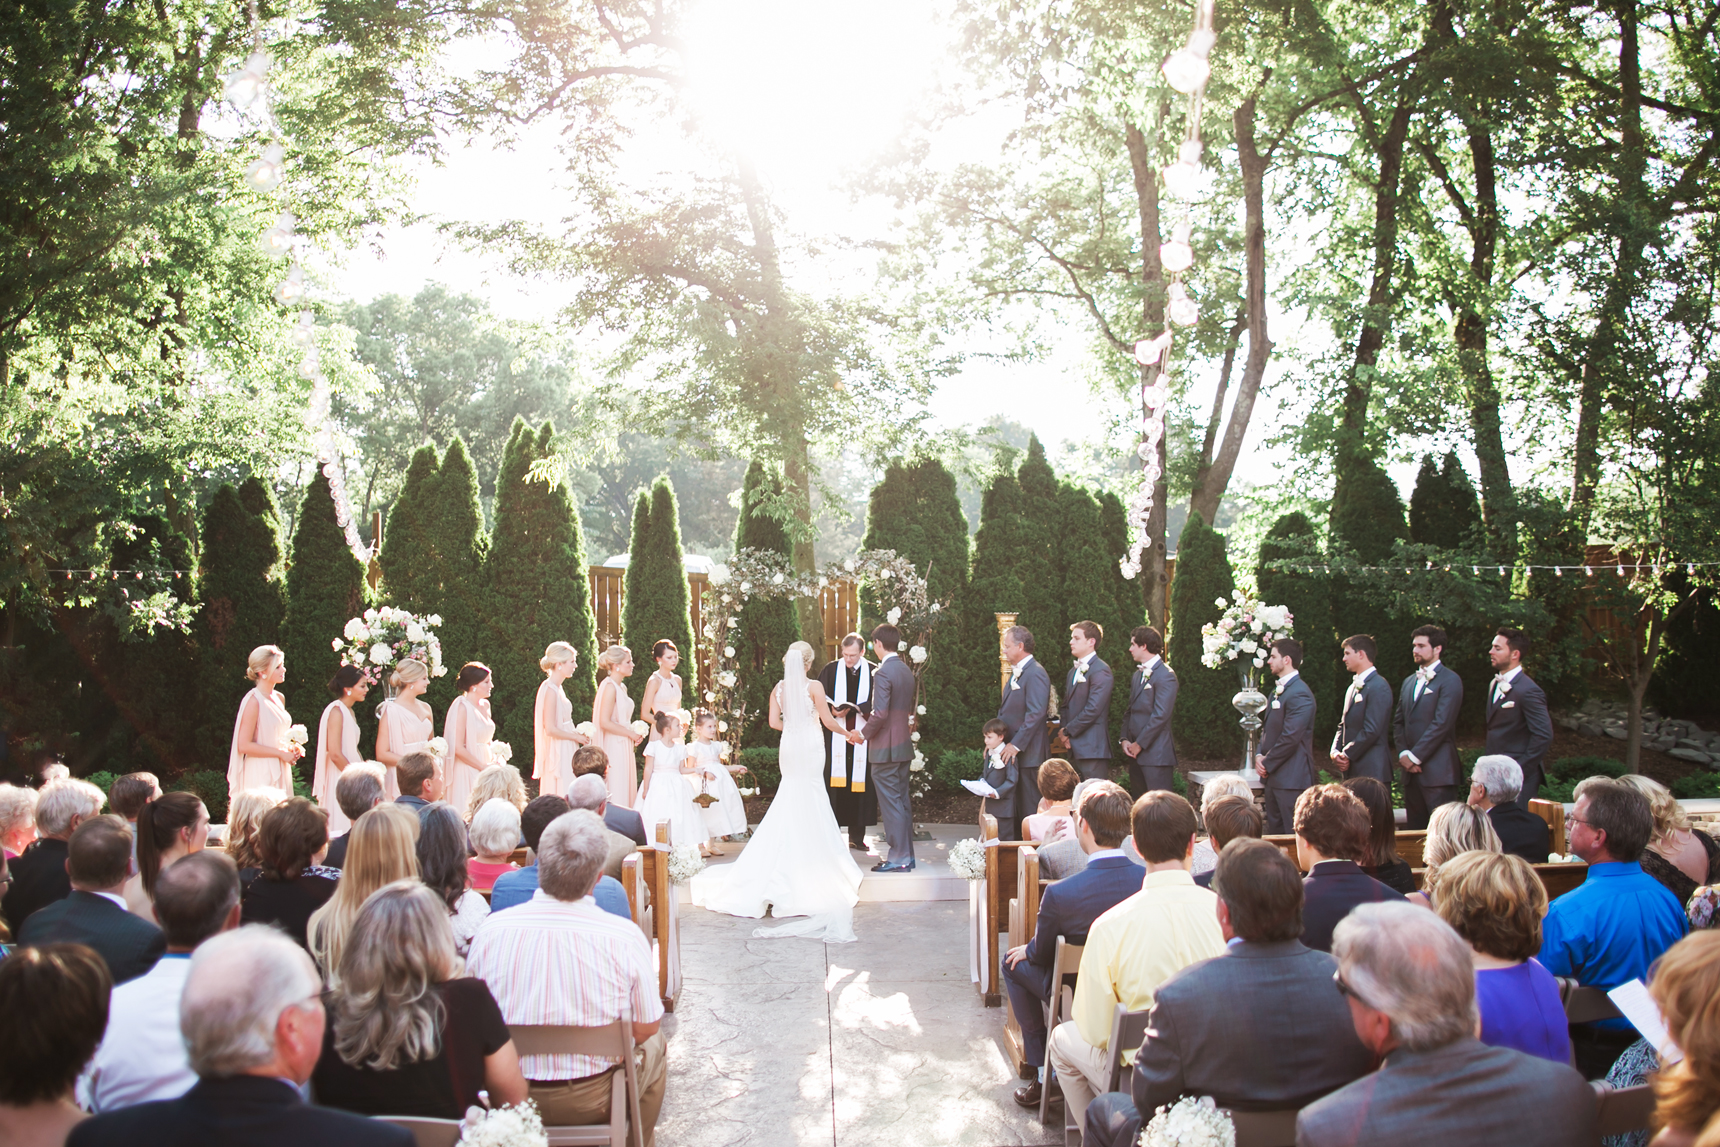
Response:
[1167,281,1199,326]
[1159,220,1195,273]
[258,211,296,257]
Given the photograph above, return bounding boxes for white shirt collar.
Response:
[1421,659,1443,675]
[1496,665,1522,683]
[1011,655,1034,677]
[1086,847,1126,862]
[1075,652,1094,668]
[880,652,898,663]
[90,890,129,911]
[1139,654,1161,673]
[1353,665,1374,683]
[1277,670,1300,686]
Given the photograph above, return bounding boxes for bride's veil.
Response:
[780,642,814,718]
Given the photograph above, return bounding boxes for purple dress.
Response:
[1475,958,1571,1063]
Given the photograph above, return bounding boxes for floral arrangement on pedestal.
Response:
[331,607,446,688]
[1199,592,1294,681]
[1138,1096,1235,1147]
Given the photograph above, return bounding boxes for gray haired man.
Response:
[1467,755,1550,862]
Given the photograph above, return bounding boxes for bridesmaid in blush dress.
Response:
[443,662,495,816]
[314,665,371,836]
[376,658,436,800]
[228,644,303,811]
[593,645,645,807]
[533,641,590,798]
[640,639,685,726]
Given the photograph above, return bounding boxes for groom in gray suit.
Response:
[858,623,917,871]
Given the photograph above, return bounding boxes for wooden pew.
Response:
[1529,798,1567,855]
[1411,862,1588,901]
[1002,845,1040,1075]
[632,821,682,1012]
[1264,834,1301,870]
[978,813,1036,1007]
[1392,830,1427,869]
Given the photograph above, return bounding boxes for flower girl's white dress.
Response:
[637,740,708,851]
[692,740,749,838]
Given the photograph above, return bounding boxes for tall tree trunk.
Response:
[1124,113,1170,626]
[1455,124,1516,555]
[1192,311,1247,498]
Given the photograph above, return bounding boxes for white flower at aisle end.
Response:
[458,1101,548,1147]
[1139,1096,1234,1147]
[948,838,987,881]
[489,741,512,764]
[666,844,706,884]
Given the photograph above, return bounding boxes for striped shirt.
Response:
[465,889,662,1080]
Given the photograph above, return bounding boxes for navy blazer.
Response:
[999,657,1052,770]
[1335,670,1393,785]
[1393,664,1464,786]
[605,803,648,847]
[68,1075,414,1147]
[1490,803,1552,864]
[1062,656,1115,759]
[1025,854,1143,970]
[1258,674,1316,791]
[1,836,71,929]
[17,890,165,984]
[1485,671,1554,784]
[1301,859,1407,953]
[1123,658,1179,774]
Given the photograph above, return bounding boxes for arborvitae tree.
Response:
[731,461,800,746]
[1258,512,1339,751]
[622,476,695,702]
[281,471,368,774]
[1057,485,1124,718]
[378,444,440,613]
[484,420,600,752]
[107,515,201,771]
[1013,437,1067,687]
[1329,453,1413,685]
[948,468,1032,738]
[194,482,287,759]
[1099,489,1146,732]
[1166,512,1238,759]
[859,457,971,742]
[1409,451,1483,550]
[423,436,489,713]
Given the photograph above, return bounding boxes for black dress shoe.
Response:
[1013,1080,1043,1108]
[871,860,915,872]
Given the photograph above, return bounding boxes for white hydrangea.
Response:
[369,642,392,665]
[343,617,369,641]
[909,645,927,664]
[886,606,902,625]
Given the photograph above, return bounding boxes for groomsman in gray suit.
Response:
[1329,634,1392,787]
[997,625,1051,842]
[1393,625,1464,829]
[1485,627,1554,807]
[1255,638,1316,834]
[1120,626,1178,796]
[1061,621,1115,783]
[858,623,918,871]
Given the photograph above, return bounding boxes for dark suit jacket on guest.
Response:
[1122,658,1178,785]
[324,831,351,869]
[998,657,1051,770]
[1062,656,1115,760]
[605,803,648,847]
[1024,854,1143,974]
[1489,803,1552,864]
[1335,670,1393,786]
[1,836,71,929]
[1296,1037,1598,1147]
[1257,674,1316,792]
[1485,671,1554,797]
[1393,664,1464,786]
[67,1075,414,1147]
[860,654,916,764]
[1301,859,1406,953]
[17,889,165,984]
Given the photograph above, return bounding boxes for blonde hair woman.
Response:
[1410,801,1502,907]
[375,658,435,802]
[307,804,421,980]
[532,642,590,799]
[1620,774,1720,905]
[1646,931,1720,1147]
[226,644,300,810]
[309,881,527,1119]
[224,786,287,874]
[593,645,644,807]
[465,763,528,824]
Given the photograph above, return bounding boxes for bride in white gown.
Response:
[690,641,864,943]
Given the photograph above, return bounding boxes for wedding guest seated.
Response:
[1644,931,1720,1147]
[467,799,522,891]
[239,797,338,949]
[1297,902,1596,1147]
[1409,800,1502,908]
[308,804,421,979]
[466,810,668,1147]
[1038,780,1102,880]
[465,763,529,826]
[19,816,164,984]
[1191,796,1262,889]
[122,792,209,920]
[1190,774,1255,876]
[567,774,642,881]
[418,802,489,957]
[324,764,385,869]
[1024,758,1080,844]
[3,777,106,930]
[572,744,647,845]
[1084,839,1374,1147]
[490,796,631,919]
[1296,784,1404,952]
[81,852,242,1112]
[1467,755,1550,862]
[394,751,442,819]
[108,773,160,865]
[1344,776,1417,894]
[1541,777,1687,1079]
[1046,791,1225,1118]
[0,943,110,1147]
[311,881,527,1119]
[1618,774,1720,907]
[223,786,287,887]
[0,782,39,859]
[67,926,414,1147]
[1432,850,1570,1063]
[1003,782,1141,1109]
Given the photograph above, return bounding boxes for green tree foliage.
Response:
[281,472,367,760]
[1057,484,1124,716]
[484,420,599,749]
[1258,513,1338,749]
[1167,513,1238,760]
[621,476,695,702]
[947,468,1032,738]
[194,482,287,758]
[731,462,800,746]
[1329,454,1413,685]
[1099,490,1148,731]
[1409,453,1482,550]
[423,438,489,714]
[1013,437,1067,688]
[379,446,441,614]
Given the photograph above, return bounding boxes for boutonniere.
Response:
[1009,677,1021,691]
[1073,667,1088,684]
[1497,681,1513,696]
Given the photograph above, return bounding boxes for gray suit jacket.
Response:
[1122,658,1178,773]
[1132,940,1372,1114]
[861,654,915,764]
[1062,656,1114,759]
[1393,663,1464,787]
[1036,837,1090,880]
[1296,1037,1598,1147]
[1257,674,1316,791]
[998,657,1051,769]
[1485,671,1553,784]
[1335,670,1393,785]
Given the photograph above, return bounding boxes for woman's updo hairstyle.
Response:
[455,662,491,692]
[389,658,430,691]
[597,645,631,674]
[540,641,577,673]
[246,644,284,682]
[652,639,677,662]
[328,665,366,697]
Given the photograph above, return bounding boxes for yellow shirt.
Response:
[1072,869,1225,1057]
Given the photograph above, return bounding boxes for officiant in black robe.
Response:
[820,634,879,851]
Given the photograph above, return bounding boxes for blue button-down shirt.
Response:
[1538,861,1688,1031]
[490,863,632,920]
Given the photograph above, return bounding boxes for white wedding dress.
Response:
[689,651,863,943]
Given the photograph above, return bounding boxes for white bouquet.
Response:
[666,844,706,884]
[631,719,650,738]
[458,1100,547,1147]
[489,741,513,764]
[285,723,308,750]
[1139,1096,1234,1147]
[575,721,598,740]
[426,736,449,759]
[332,606,446,685]
[1200,592,1294,670]
[948,837,987,881]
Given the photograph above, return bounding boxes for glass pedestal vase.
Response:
[1231,664,1269,780]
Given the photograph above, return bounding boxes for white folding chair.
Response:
[510,1021,647,1147]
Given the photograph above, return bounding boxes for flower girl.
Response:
[690,709,749,842]
[638,711,712,858]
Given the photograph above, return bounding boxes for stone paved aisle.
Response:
[656,898,1061,1147]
